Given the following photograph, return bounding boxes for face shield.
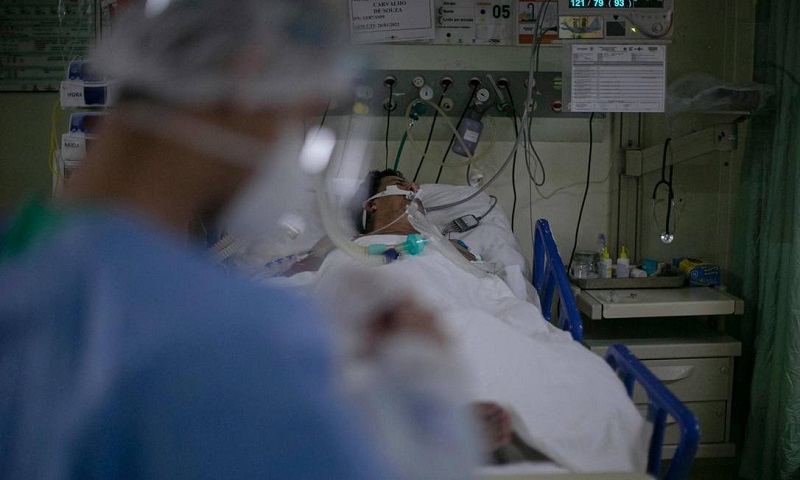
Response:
[89,0,380,269]
[218,117,378,267]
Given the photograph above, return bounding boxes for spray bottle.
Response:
[616,246,630,278]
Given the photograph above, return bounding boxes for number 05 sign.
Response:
[434,0,515,45]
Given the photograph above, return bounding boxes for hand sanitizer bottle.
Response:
[597,246,612,279]
[616,246,630,278]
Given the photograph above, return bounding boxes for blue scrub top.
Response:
[0,210,393,479]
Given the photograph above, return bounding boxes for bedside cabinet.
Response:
[575,288,743,459]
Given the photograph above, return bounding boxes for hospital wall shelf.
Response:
[624,123,739,177]
[575,286,744,321]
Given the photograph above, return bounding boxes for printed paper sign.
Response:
[434,0,514,45]
[569,44,666,112]
[350,0,435,43]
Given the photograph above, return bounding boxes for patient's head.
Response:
[361,169,420,235]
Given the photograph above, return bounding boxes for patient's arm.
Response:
[362,295,447,356]
[281,236,336,276]
[361,299,514,454]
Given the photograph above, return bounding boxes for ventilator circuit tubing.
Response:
[314,171,489,276]
[425,27,541,213]
[314,176,387,265]
[406,203,491,278]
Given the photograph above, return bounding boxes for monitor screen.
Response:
[568,0,665,8]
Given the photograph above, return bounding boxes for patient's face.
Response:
[376,175,421,211]
[369,175,419,233]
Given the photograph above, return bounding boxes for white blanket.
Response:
[274,235,650,473]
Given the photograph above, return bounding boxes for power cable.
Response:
[505,85,519,232]
[568,112,595,271]
[413,82,451,182]
[385,83,393,169]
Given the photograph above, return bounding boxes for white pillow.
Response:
[418,184,529,277]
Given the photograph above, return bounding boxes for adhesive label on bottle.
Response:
[463,129,480,143]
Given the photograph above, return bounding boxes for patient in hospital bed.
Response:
[243,169,652,475]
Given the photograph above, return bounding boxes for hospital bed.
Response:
[530,218,700,480]
[228,182,700,478]
[420,186,699,479]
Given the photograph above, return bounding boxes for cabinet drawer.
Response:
[638,401,726,445]
[632,357,732,403]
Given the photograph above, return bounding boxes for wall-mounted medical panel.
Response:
[342,70,591,118]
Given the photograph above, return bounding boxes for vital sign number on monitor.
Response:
[569,0,665,8]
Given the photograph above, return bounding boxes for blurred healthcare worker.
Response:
[0,1,398,478]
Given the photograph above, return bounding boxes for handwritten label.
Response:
[350,0,435,43]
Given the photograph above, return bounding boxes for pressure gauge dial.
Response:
[476,88,491,103]
[419,84,435,101]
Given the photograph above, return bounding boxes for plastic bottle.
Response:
[597,246,612,279]
[616,246,630,278]
[452,108,484,157]
[596,233,606,254]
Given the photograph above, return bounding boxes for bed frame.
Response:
[532,219,700,480]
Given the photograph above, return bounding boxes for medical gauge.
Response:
[557,0,673,39]
[475,88,491,104]
[419,84,435,101]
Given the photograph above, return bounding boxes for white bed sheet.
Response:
[478,461,570,476]
[275,235,650,474]
[418,184,530,279]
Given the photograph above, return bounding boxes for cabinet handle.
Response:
[649,365,695,383]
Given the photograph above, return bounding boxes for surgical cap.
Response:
[90,0,355,109]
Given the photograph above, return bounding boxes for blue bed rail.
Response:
[605,344,701,480]
[532,218,700,479]
[532,219,583,342]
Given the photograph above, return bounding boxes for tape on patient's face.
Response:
[362,185,424,231]
[365,185,416,203]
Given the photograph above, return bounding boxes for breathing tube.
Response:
[315,173,490,277]
[406,202,492,278]
[315,176,432,265]
[365,233,428,261]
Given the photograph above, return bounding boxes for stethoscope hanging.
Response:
[652,137,675,244]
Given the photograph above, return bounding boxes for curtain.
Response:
[732,1,800,479]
